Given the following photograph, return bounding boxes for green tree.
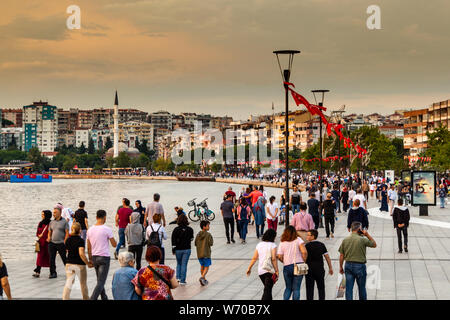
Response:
[105,137,113,150]
[1,119,14,127]
[62,157,77,171]
[106,156,115,168]
[87,138,95,154]
[210,162,222,172]
[7,136,18,150]
[0,149,27,164]
[115,152,131,168]
[135,137,140,151]
[78,143,87,154]
[424,124,450,172]
[27,147,45,171]
[137,153,150,168]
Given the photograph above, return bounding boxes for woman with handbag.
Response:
[33,210,52,278]
[132,246,179,300]
[246,229,279,300]
[277,226,308,300]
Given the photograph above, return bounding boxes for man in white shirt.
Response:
[388,185,398,216]
[87,210,117,300]
[353,188,367,210]
[144,193,165,227]
[348,188,356,208]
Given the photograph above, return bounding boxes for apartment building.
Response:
[403,99,449,156]
[23,101,58,152]
[1,109,23,127]
[119,121,154,149]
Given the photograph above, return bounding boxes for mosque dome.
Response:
[105,142,141,158]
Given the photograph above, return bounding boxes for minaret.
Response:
[113,90,119,158]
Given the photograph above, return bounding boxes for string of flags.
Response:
[234,82,374,166]
[405,156,432,163]
[284,81,368,156]
[236,154,361,166]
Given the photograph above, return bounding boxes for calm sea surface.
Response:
[0,179,283,260]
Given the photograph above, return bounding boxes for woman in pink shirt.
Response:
[277,226,308,300]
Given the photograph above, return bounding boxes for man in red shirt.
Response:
[243,186,263,225]
[114,198,133,259]
[224,187,236,203]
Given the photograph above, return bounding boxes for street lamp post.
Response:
[312,89,329,229]
[274,50,300,227]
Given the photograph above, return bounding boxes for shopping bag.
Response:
[336,274,346,299]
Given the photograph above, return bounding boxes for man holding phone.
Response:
[338,221,377,300]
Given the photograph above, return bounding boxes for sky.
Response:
[0,0,449,120]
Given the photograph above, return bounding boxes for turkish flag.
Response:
[290,90,312,108]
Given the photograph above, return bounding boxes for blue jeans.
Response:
[175,249,191,283]
[334,199,340,212]
[90,256,110,300]
[292,204,300,214]
[440,197,445,208]
[283,264,303,300]
[116,228,126,254]
[239,219,249,240]
[345,262,367,300]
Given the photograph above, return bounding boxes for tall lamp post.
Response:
[312,89,329,229]
[274,50,300,227]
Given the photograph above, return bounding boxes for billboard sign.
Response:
[411,171,436,206]
[385,170,395,184]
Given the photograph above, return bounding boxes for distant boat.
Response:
[10,174,52,183]
[176,176,215,182]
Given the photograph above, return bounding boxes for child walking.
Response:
[195,220,214,286]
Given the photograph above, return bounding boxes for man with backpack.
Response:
[145,214,167,264]
[290,186,302,214]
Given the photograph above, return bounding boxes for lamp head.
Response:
[273,50,300,82]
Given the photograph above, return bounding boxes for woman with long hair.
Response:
[134,200,145,225]
[246,229,279,300]
[171,214,194,285]
[33,210,52,278]
[62,222,91,300]
[277,226,308,300]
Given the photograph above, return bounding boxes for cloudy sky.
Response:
[0,0,449,119]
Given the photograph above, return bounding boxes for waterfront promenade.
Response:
[52,174,306,191]
[4,197,450,300]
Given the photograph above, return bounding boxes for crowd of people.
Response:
[0,171,448,301]
[14,193,214,300]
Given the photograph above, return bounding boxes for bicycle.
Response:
[187,198,215,222]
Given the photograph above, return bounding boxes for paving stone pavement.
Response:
[2,197,450,300]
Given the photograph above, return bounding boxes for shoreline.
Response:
[51,174,306,191]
